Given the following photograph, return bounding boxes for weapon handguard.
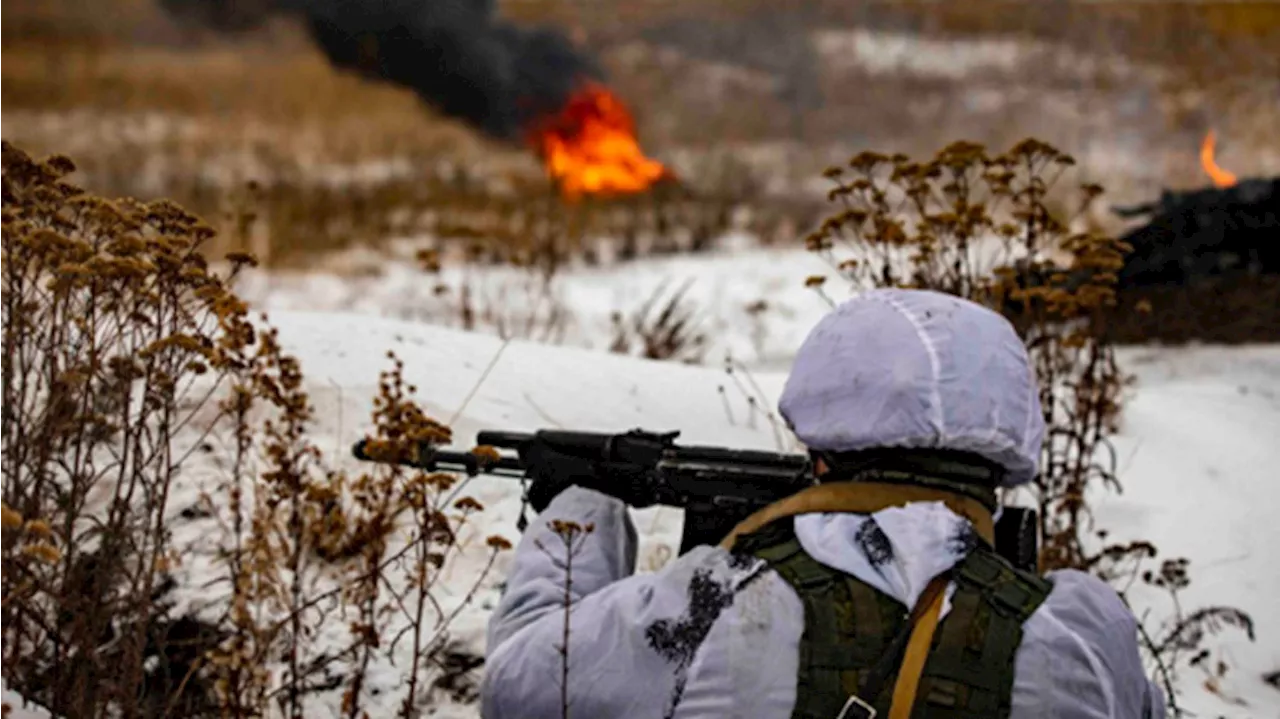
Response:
[351,430,1040,570]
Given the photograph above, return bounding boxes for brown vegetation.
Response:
[2,142,510,717]
[804,139,1129,570]
[1,0,815,269]
[4,0,1276,711]
[1109,275,1280,345]
[803,138,1256,714]
[5,0,1277,273]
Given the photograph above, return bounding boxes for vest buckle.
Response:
[836,694,877,719]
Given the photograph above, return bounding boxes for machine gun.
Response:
[352,428,1040,570]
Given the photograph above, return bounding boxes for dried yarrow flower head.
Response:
[804,139,1130,572]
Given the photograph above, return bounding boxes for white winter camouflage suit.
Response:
[480,289,1167,719]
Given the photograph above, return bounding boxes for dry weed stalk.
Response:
[204,338,512,717]
[415,225,714,364]
[2,141,510,718]
[411,241,571,345]
[608,278,708,363]
[533,519,596,719]
[808,139,1128,568]
[2,139,260,718]
[804,139,1253,713]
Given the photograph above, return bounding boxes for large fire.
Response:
[1199,130,1238,188]
[527,82,671,199]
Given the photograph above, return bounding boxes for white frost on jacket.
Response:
[480,487,1166,719]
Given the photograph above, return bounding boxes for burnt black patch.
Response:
[1263,669,1280,690]
[856,520,894,568]
[947,523,980,558]
[431,640,485,703]
[646,569,734,664]
[645,568,739,719]
[727,551,759,571]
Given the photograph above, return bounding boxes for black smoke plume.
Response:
[159,0,601,141]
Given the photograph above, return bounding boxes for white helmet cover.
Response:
[779,289,1045,487]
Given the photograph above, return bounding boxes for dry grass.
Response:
[6,0,1273,698]
[6,0,1278,272]
[1109,275,1280,344]
[527,0,1280,69]
[5,0,1274,320]
[1,30,815,267]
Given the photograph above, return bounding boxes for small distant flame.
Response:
[526,82,671,199]
[1199,130,1238,188]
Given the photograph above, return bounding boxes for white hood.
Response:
[778,288,1044,486]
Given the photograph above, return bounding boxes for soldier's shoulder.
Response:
[1032,568,1139,638]
[1043,569,1129,607]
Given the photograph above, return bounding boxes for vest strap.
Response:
[719,481,995,551]
[735,519,1051,719]
[890,576,948,719]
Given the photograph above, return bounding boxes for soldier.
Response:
[480,288,1165,719]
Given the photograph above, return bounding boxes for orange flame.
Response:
[527,82,671,199]
[1199,130,1238,188]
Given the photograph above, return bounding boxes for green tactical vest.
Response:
[735,518,1052,719]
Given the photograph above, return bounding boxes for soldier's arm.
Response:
[1012,569,1166,719]
[484,485,640,651]
[480,486,771,719]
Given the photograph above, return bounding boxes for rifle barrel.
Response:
[351,440,525,477]
[476,430,535,449]
[675,444,808,469]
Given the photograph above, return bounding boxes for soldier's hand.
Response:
[522,439,596,512]
[522,439,657,512]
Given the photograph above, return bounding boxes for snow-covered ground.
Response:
[811,27,1154,85]
[1094,346,1280,716]
[161,310,803,718]
[243,311,1279,718]
[236,242,857,372]
[219,246,1280,717]
[16,248,1275,717]
[2,682,53,719]
[5,14,1278,716]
